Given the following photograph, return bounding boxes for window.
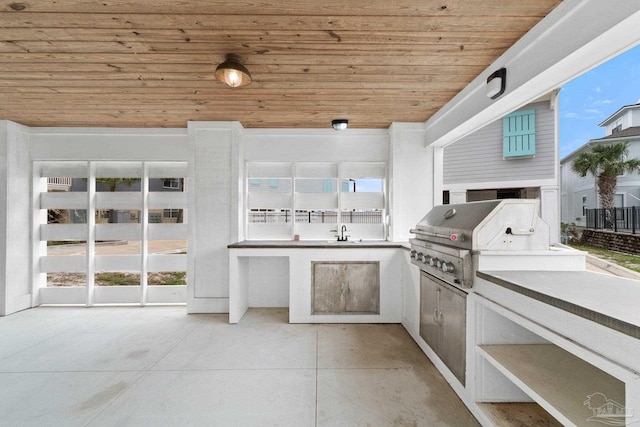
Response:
[163,178,180,189]
[615,194,624,208]
[164,209,180,218]
[246,162,386,240]
[612,119,623,134]
[503,109,536,158]
[36,161,188,305]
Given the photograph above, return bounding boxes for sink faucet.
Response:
[338,225,349,241]
[330,225,350,241]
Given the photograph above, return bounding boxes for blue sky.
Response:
[559,44,640,158]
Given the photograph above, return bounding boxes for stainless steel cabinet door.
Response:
[344,263,380,313]
[312,263,347,313]
[419,272,440,353]
[312,262,380,314]
[419,272,467,385]
[438,280,466,385]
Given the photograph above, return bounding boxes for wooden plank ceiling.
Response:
[0,0,561,129]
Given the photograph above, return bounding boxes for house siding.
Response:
[443,101,555,185]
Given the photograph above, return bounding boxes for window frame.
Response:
[246,161,387,241]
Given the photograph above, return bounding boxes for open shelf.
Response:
[477,402,562,427]
[478,344,625,427]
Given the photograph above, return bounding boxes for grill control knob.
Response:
[429,257,438,267]
[410,250,417,259]
[416,252,423,262]
[423,255,431,264]
[442,262,455,273]
[436,259,443,268]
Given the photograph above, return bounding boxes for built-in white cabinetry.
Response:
[228,243,401,324]
[471,293,640,427]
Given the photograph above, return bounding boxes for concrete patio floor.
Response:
[0,306,479,427]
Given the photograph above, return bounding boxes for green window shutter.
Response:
[268,179,278,188]
[323,179,332,192]
[248,178,260,185]
[503,109,536,158]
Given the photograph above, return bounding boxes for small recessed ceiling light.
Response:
[332,119,348,131]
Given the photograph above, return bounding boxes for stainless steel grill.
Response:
[409,199,550,288]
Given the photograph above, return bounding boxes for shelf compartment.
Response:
[478,344,625,427]
[477,402,562,427]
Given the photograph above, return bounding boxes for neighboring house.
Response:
[443,92,560,241]
[561,102,640,224]
[48,177,185,224]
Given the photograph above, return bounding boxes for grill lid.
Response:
[412,199,549,251]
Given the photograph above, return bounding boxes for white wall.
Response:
[247,257,289,307]
[0,121,32,316]
[187,121,243,313]
[244,128,388,163]
[388,123,433,242]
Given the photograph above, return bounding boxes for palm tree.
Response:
[571,141,640,209]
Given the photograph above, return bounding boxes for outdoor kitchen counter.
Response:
[470,270,640,426]
[228,241,406,324]
[477,270,640,339]
[228,240,405,249]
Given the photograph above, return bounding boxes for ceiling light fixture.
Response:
[486,67,506,99]
[215,54,252,88]
[332,119,348,131]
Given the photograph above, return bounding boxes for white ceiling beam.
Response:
[425,0,640,148]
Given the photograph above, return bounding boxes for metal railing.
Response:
[585,206,640,234]
[248,210,382,224]
[47,177,72,190]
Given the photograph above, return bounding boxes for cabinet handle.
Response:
[439,312,444,325]
[433,309,439,325]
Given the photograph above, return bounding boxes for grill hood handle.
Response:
[410,229,466,242]
[505,227,535,235]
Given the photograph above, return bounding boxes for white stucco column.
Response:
[187,121,243,313]
[388,123,432,242]
[540,185,560,245]
[0,120,32,316]
[431,144,443,207]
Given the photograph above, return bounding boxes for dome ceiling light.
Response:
[215,54,252,88]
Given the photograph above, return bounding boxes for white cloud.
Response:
[564,111,598,120]
[590,98,614,107]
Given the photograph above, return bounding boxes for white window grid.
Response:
[246,162,387,241]
[35,161,188,306]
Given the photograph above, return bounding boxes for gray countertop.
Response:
[477,270,640,339]
[228,240,407,249]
